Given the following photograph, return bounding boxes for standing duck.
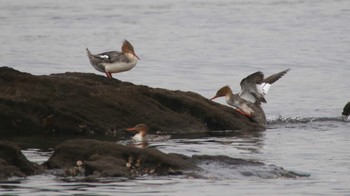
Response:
[86,40,140,78]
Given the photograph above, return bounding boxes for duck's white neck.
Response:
[125,53,138,61]
[261,83,271,95]
[132,133,145,142]
[225,93,233,103]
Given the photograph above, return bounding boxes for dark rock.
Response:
[0,158,25,180]
[43,139,198,178]
[191,154,264,166]
[190,155,309,179]
[84,155,129,177]
[0,66,263,137]
[0,141,43,181]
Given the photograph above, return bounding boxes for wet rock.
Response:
[0,141,43,181]
[64,160,85,177]
[191,155,264,166]
[43,139,198,178]
[0,66,262,137]
[84,156,128,177]
[0,158,25,181]
[44,139,307,180]
[190,155,309,179]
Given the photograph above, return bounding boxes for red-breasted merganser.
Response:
[210,69,290,126]
[86,40,140,78]
[211,85,256,118]
[126,124,171,143]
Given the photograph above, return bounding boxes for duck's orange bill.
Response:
[210,95,218,101]
[126,127,137,131]
[133,52,140,60]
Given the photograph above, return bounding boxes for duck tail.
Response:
[86,48,92,58]
[86,48,95,64]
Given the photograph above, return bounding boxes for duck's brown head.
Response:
[126,123,149,137]
[210,85,232,101]
[121,39,140,60]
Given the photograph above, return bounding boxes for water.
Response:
[1,0,350,195]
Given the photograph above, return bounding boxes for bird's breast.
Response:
[104,59,138,73]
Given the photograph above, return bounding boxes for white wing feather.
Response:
[261,83,271,95]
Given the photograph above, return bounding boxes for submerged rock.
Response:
[0,66,262,136]
[191,155,308,179]
[0,141,43,181]
[43,139,307,180]
[43,139,198,178]
[0,139,306,180]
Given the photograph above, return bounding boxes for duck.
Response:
[210,69,290,125]
[126,124,171,143]
[210,86,266,126]
[86,39,140,78]
[342,101,350,120]
[210,85,256,118]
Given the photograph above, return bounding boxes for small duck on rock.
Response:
[86,39,140,78]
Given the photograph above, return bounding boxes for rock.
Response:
[0,66,263,136]
[0,158,25,181]
[0,141,43,181]
[43,139,199,178]
[190,155,309,179]
[83,155,129,177]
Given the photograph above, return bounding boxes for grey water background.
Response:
[0,0,350,195]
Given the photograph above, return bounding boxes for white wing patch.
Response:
[98,55,109,59]
[261,83,271,95]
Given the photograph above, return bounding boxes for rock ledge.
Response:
[0,66,262,136]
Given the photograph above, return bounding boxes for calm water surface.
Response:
[1,0,349,195]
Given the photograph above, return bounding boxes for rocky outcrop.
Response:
[0,67,262,137]
[0,141,43,181]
